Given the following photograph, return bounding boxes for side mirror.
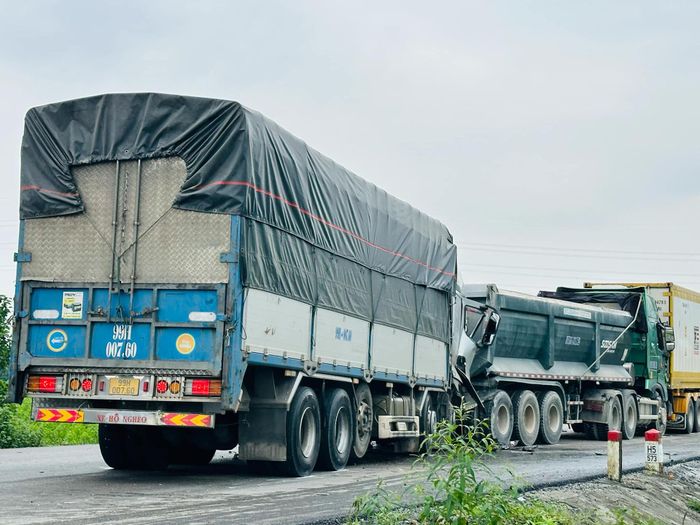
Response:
[480,312,500,347]
[663,325,675,353]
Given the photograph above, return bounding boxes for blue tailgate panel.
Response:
[28,325,85,358]
[25,286,223,368]
[90,323,151,360]
[156,328,215,361]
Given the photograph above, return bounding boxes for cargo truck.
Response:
[8,93,481,476]
[460,284,673,446]
[584,283,700,434]
[6,93,681,477]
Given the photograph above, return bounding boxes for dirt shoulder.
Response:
[531,460,700,524]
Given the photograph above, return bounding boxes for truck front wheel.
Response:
[318,388,353,471]
[512,390,540,447]
[285,386,321,477]
[489,390,514,446]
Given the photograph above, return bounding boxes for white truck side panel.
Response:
[371,325,413,376]
[313,309,369,369]
[670,293,700,375]
[242,289,312,360]
[414,335,447,381]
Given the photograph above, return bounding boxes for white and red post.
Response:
[607,429,622,482]
[644,428,663,474]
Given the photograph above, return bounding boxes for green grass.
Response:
[688,498,700,513]
[1,382,97,448]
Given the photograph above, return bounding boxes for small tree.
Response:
[0,295,10,381]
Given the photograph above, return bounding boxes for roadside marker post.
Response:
[644,429,663,474]
[607,429,622,482]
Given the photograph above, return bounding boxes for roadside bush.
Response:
[349,406,582,525]
[0,294,98,448]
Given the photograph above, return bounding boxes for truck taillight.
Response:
[27,375,63,393]
[185,379,222,397]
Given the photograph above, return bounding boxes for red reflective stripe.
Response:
[20,185,79,198]
[607,430,622,442]
[194,180,455,278]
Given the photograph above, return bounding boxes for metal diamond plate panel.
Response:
[23,162,114,282]
[22,157,230,285]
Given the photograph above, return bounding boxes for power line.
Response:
[458,241,700,257]
[460,262,700,279]
[456,245,699,263]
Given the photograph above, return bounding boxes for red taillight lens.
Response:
[27,375,62,393]
[191,379,210,396]
[81,378,93,392]
[185,379,222,397]
[156,380,169,394]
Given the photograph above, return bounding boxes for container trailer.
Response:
[8,93,481,476]
[583,283,700,433]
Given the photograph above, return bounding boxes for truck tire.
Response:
[170,444,216,465]
[591,397,622,441]
[99,425,169,470]
[489,390,514,446]
[622,395,638,441]
[512,390,540,447]
[584,422,602,441]
[684,399,695,434]
[318,388,353,471]
[537,391,563,445]
[694,399,700,433]
[285,386,321,477]
[420,394,437,438]
[350,383,373,460]
[99,424,132,469]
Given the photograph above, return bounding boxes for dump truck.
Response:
[8,93,490,476]
[583,283,700,433]
[461,284,674,445]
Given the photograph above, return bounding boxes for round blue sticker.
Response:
[46,329,68,352]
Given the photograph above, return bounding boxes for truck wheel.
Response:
[350,383,373,460]
[622,395,638,441]
[537,391,563,445]
[421,394,437,437]
[694,399,700,433]
[170,444,216,465]
[489,390,514,446]
[285,386,321,477]
[132,427,170,470]
[512,390,540,447]
[684,399,695,434]
[584,422,601,441]
[592,397,622,441]
[99,424,132,469]
[318,388,354,471]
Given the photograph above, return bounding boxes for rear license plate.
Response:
[108,377,140,396]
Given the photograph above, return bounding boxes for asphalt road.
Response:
[0,431,698,525]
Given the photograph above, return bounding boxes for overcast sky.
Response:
[1,1,699,298]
